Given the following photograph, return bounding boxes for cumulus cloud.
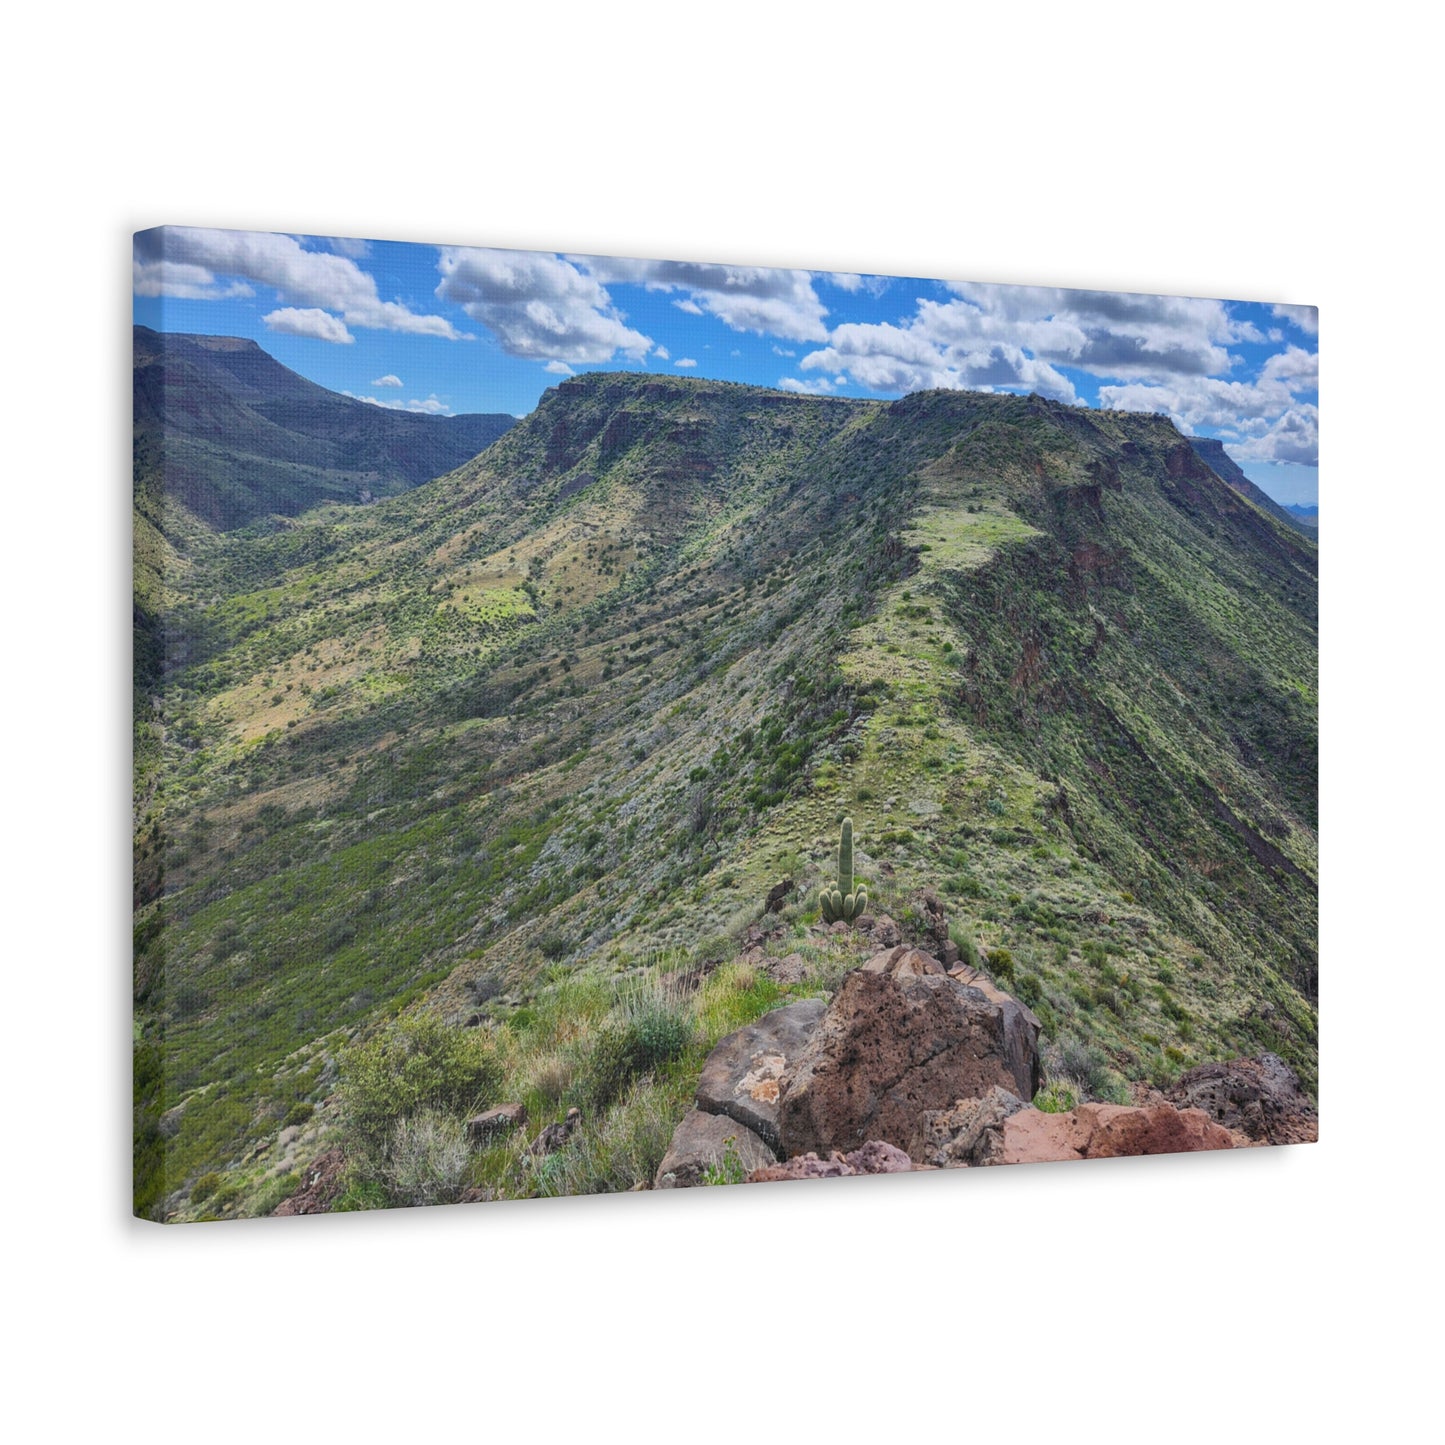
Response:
[544,360,575,376]
[132,258,253,301]
[803,318,1077,402]
[1272,303,1319,336]
[653,345,671,360]
[345,391,453,415]
[778,375,837,394]
[1098,341,1319,464]
[326,236,371,259]
[772,344,796,357]
[675,357,698,368]
[134,227,463,338]
[264,308,355,344]
[573,256,830,342]
[1225,405,1319,465]
[372,374,404,387]
[435,247,651,363]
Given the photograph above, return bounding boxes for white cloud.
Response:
[1098,346,1319,464]
[264,308,354,344]
[675,357,698,368]
[133,227,463,338]
[371,374,404,387]
[1272,303,1319,336]
[772,344,796,357]
[345,391,453,415]
[653,345,671,360]
[132,258,253,301]
[803,319,1078,402]
[826,273,864,292]
[778,376,836,394]
[544,360,575,376]
[1260,344,1318,392]
[326,236,371,259]
[435,247,651,363]
[1226,405,1319,465]
[574,256,830,342]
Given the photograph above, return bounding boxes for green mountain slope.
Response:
[133,372,1318,1218]
[133,326,517,530]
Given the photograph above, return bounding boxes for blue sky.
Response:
[134,226,1319,506]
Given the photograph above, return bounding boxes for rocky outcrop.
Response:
[910,1086,1029,1168]
[764,878,795,913]
[1166,1053,1318,1145]
[762,952,809,987]
[946,965,1043,1109]
[695,999,826,1154]
[529,1107,582,1157]
[776,946,1042,1157]
[654,1110,777,1189]
[467,1103,527,1145]
[1001,1103,1234,1164]
[910,888,960,967]
[865,914,902,949]
[747,1140,915,1183]
[273,1149,346,1216]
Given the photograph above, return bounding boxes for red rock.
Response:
[777,947,1042,1157]
[1000,1103,1235,1165]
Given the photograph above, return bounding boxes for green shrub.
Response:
[986,947,1016,985]
[190,1172,223,1203]
[338,1013,502,1163]
[576,1003,692,1111]
[282,1102,314,1130]
[1033,1082,1077,1114]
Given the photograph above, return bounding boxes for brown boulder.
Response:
[529,1107,582,1157]
[1001,1103,1235,1165]
[867,915,902,949]
[694,999,826,1154]
[655,1110,777,1189]
[1166,1054,1318,1146]
[910,1086,1029,1167]
[776,947,1042,1157]
[765,878,795,914]
[466,1102,527,1145]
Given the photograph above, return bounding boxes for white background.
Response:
[3,4,1436,1439]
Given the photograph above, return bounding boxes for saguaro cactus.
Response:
[819,817,868,924]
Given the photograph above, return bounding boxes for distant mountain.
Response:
[134,372,1318,1216]
[1284,504,1319,529]
[1186,438,1315,537]
[133,326,516,531]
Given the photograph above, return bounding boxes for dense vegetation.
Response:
[133,358,1318,1219]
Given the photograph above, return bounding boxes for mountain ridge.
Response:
[132,360,1317,1219]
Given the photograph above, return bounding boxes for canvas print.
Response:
[133,227,1318,1221]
